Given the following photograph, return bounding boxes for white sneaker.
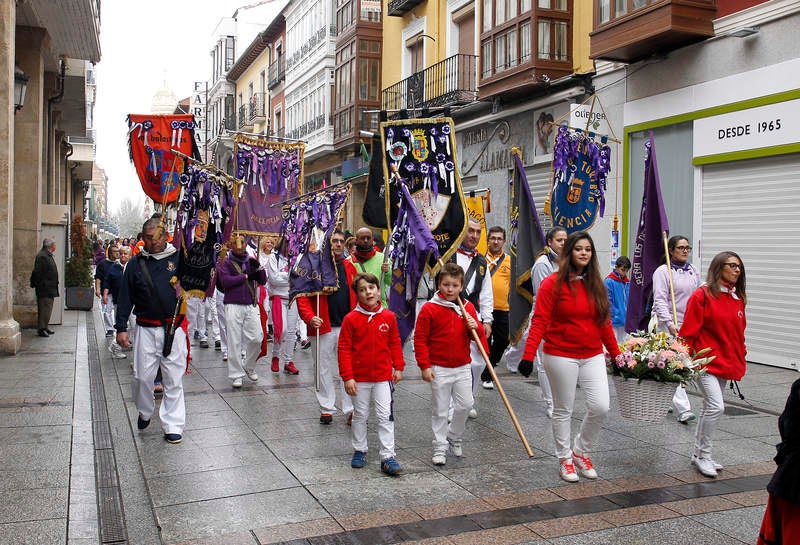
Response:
[449,441,463,457]
[245,368,258,381]
[711,460,724,471]
[432,452,446,466]
[481,380,494,390]
[572,450,598,479]
[559,458,579,483]
[232,377,243,388]
[468,408,478,419]
[691,455,718,478]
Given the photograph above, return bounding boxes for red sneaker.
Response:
[284,362,299,375]
[271,357,279,373]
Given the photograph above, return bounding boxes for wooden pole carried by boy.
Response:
[457,296,534,458]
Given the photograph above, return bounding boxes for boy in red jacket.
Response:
[338,273,405,476]
[415,262,487,466]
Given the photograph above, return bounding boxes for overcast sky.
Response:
[94,1,246,213]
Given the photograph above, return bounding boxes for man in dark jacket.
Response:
[30,238,59,337]
[115,216,187,444]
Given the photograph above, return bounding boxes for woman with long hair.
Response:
[680,251,747,478]
[652,235,701,423]
[520,231,621,482]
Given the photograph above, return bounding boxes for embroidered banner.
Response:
[388,183,441,344]
[548,126,611,234]
[284,184,351,303]
[465,194,488,255]
[234,134,305,236]
[380,118,467,274]
[127,114,198,204]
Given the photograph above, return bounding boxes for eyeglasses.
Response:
[723,262,742,270]
[675,246,692,252]
[488,236,505,241]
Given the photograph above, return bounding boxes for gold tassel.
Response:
[485,190,492,213]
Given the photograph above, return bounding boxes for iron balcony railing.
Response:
[387,0,425,17]
[268,57,285,89]
[381,54,478,111]
[248,93,267,121]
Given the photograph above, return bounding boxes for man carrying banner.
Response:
[297,229,356,425]
[452,218,493,418]
[481,226,511,390]
[115,216,187,444]
[348,227,391,307]
[218,235,267,388]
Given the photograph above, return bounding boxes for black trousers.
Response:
[482,309,509,381]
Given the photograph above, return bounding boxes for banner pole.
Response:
[663,231,679,330]
[314,293,320,392]
[457,297,534,458]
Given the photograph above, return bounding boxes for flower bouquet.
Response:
[609,331,714,422]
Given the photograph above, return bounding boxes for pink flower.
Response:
[626,337,647,347]
[647,361,655,368]
[661,350,676,360]
[670,341,689,354]
[657,360,666,369]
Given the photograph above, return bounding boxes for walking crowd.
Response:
[77,215,753,487]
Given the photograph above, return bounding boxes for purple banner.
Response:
[625,132,670,332]
[234,134,304,236]
[388,183,441,344]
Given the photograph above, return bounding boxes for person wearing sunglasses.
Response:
[652,235,701,423]
[680,252,747,478]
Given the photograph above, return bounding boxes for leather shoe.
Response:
[137,414,150,430]
[45,328,55,335]
[37,329,49,337]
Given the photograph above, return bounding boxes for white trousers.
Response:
[469,342,484,395]
[132,325,187,434]
[613,325,626,344]
[673,383,692,414]
[534,341,554,410]
[430,365,473,453]
[186,298,207,340]
[224,304,262,379]
[694,374,727,460]
[311,327,353,415]
[102,293,115,331]
[543,353,609,460]
[350,381,395,460]
[210,289,227,353]
[272,298,299,364]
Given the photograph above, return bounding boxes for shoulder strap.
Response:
[463,256,482,293]
[489,254,506,277]
[230,259,257,305]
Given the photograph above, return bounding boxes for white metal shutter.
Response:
[700,154,800,369]
[525,164,554,232]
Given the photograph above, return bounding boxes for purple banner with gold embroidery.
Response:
[234,134,305,236]
[380,118,467,274]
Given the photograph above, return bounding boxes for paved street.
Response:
[0,307,795,544]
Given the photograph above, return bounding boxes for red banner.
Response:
[128,114,196,204]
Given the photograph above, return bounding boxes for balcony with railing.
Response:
[590,0,717,63]
[387,0,425,17]
[381,54,477,111]
[238,104,253,130]
[249,93,267,122]
[268,57,285,89]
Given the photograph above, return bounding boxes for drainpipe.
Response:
[45,59,66,204]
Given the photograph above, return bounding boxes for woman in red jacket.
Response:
[680,251,747,478]
[521,231,621,483]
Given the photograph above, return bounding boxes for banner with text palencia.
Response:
[234,134,305,237]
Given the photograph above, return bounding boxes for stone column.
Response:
[12,26,46,330]
[0,0,21,353]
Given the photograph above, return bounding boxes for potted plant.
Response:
[64,216,94,310]
[608,330,714,422]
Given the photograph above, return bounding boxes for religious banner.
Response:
[234,134,305,236]
[380,117,467,273]
[362,133,394,229]
[625,132,669,333]
[547,125,611,234]
[173,162,238,298]
[127,114,198,204]
[388,183,441,344]
[465,193,489,255]
[508,148,546,343]
[284,184,351,303]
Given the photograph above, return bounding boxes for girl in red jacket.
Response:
[680,251,747,478]
[338,273,405,476]
[414,262,487,467]
[520,231,621,483]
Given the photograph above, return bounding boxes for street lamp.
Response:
[14,65,29,113]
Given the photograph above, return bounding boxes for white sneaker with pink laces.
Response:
[559,458,579,482]
[572,450,598,479]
